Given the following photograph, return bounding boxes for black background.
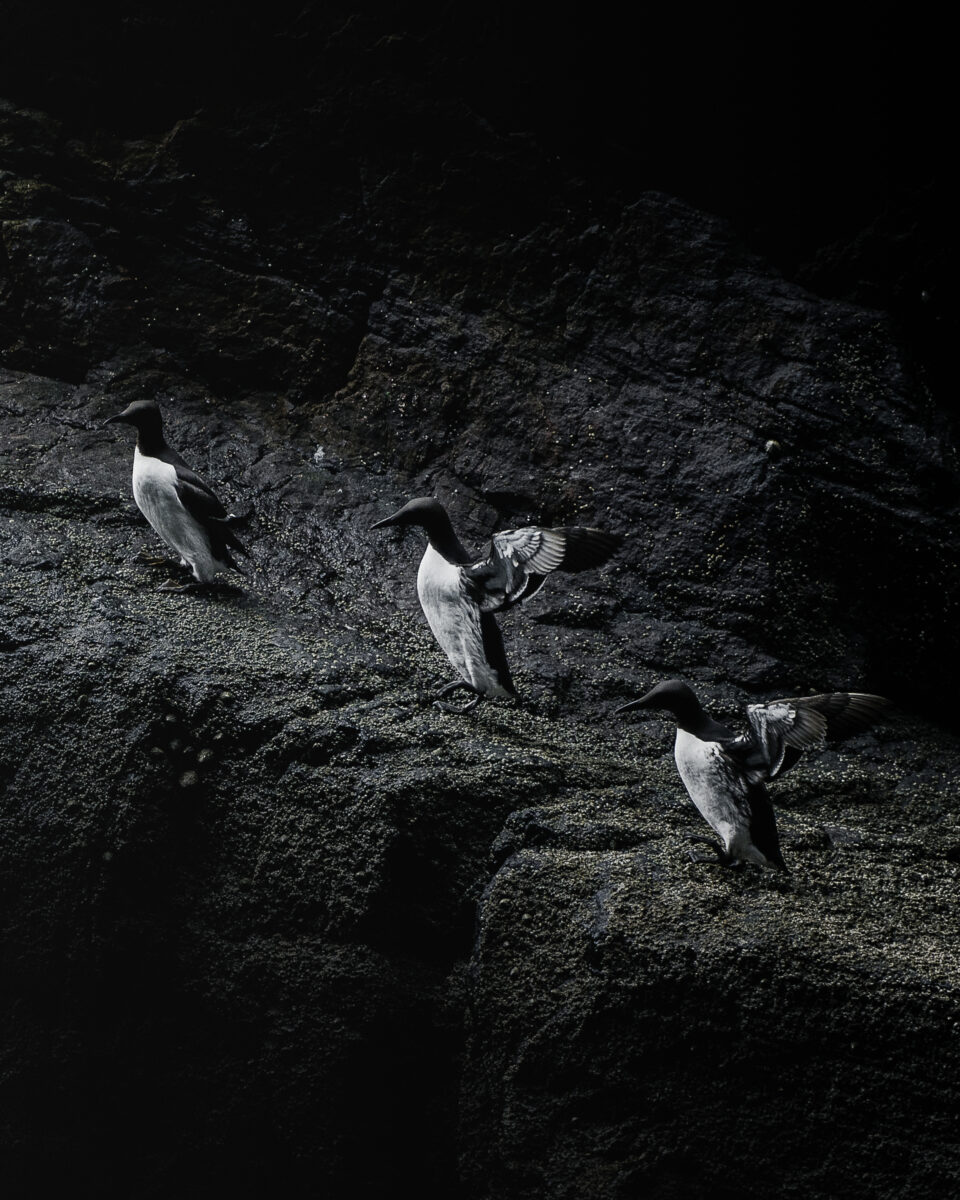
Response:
[1,1,941,400]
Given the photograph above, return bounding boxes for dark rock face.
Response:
[1,10,956,1200]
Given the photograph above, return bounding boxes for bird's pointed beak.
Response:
[370,506,406,531]
[615,690,656,716]
[103,413,125,427]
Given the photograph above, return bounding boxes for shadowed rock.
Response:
[0,15,957,1200]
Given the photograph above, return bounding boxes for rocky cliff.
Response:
[1,8,956,1198]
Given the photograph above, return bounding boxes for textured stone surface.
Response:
[0,10,956,1199]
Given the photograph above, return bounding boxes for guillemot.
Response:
[372,497,622,713]
[105,400,248,592]
[616,679,890,870]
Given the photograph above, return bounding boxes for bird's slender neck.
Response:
[423,511,472,564]
[679,707,734,741]
[135,425,168,458]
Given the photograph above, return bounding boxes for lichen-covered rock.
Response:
[462,719,960,1199]
[0,21,957,1199]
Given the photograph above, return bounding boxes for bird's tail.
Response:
[210,518,250,571]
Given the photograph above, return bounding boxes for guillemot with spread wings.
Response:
[616,679,890,870]
[372,497,622,712]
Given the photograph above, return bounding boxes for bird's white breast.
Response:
[132,446,182,530]
[132,448,218,581]
[132,448,178,518]
[674,727,744,853]
[416,543,508,696]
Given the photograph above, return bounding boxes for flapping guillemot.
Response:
[372,497,622,713]
[105,400,248,592]
[616,679,890,870]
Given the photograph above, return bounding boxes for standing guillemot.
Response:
[616,680,890,870]
[105,400,248,592]
[372,497,623,713]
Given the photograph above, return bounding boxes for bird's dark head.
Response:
[616,679,702,724]
[104,399,163,436]
[371,496,448,533]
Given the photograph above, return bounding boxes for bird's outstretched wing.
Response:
[724,692,890,783]
[461,526,622,612]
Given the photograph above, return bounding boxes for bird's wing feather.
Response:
[783,691,892,738]
[174,469,228,521]
[174,471,249,558]
[493,526,623,573]
[737,691,889,781]
[462,526,621,613]
[719,730,790,784]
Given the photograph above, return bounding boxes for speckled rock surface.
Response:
[1,10,957,1199]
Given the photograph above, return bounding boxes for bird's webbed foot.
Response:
[434,680,473,700]
[433,691,483,715]
[135,548,180,568]
[686,835,740,868]
[156,580,205,594]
